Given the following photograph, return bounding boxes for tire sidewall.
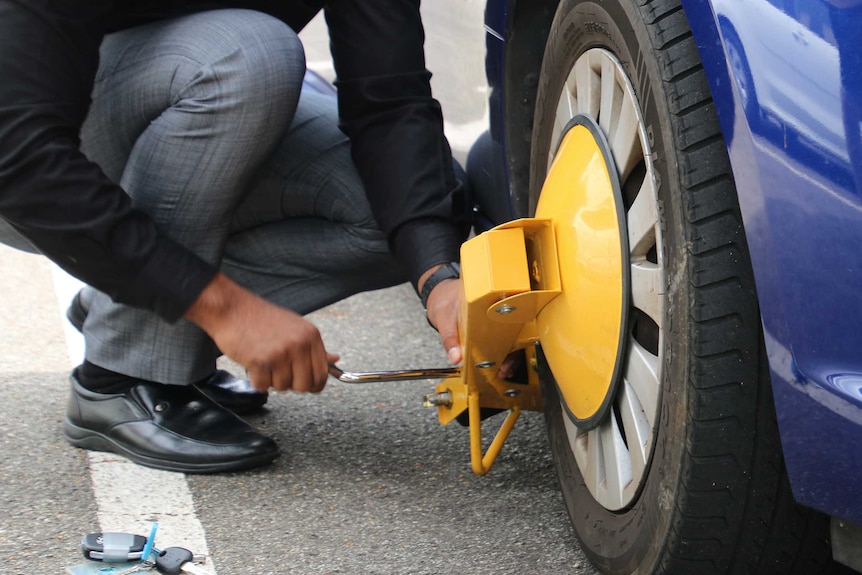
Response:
[531,1,690,572]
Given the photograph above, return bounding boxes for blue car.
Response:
[466,0,862,573]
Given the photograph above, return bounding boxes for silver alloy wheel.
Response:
[547,48,665,511]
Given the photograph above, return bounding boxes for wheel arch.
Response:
[499,0,560,218]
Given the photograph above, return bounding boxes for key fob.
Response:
[81,532,148,562]
[155,546,200,575]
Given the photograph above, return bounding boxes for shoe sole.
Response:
[64,419,280,474]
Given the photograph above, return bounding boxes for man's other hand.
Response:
[185,273,338,393]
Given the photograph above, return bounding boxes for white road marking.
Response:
[50,265,217,573]
[88,453,214,564]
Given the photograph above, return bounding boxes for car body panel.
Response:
[477,0,862,525]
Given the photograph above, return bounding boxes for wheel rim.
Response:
[544,48,665,511]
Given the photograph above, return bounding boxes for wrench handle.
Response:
[328,364,460,383]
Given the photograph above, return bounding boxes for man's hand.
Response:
[185,273,338,393]
[420,266,462,365]
[422,265,522,381]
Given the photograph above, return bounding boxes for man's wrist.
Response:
[418,262,460,309]
[184,273,240,334]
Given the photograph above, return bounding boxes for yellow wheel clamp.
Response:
[331,117,628,476]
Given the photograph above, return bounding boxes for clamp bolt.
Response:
[423,391,453,408]
[475,361,496,369]
[503,389,521,398]
[495,305,516,315]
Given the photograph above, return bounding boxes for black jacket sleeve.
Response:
[324,0,466,287]
[0,0,216,321]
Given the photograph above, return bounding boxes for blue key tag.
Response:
[140,522,159,562]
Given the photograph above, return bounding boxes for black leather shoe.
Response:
[197,371,268,414]
[64,372,280,473]
[66,289,268,413]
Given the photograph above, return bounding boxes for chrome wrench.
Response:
[328,364,460,383]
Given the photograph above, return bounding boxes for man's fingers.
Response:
[288,349,315,393]
[439,328,462,365]
[309,343,330,393]
[497,351,522,380]
[447,345,463,365]
[270,362,293,392]
[311,342,338,393]
[248,364,273,393]
[267,342,331,394]
[437,317,461,364]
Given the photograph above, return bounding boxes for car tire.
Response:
[529,1,838,573]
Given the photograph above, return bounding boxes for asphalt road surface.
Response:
[0,3,599,574]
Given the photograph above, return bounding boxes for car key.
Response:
[154,546,208,575]
[81,532,148,562]
[152,547,207,564]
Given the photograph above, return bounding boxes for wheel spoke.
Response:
[624,337,660,428]
[587,428,605,497]
[631,262,663,326]
[575,55,601,118]
[627,179,657,258]
[599,56,620,136]
[618,380,650,482]
[554,81,575,154]
[567,415,602,495]
[610,94,640,182]
[599,411,631,509]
